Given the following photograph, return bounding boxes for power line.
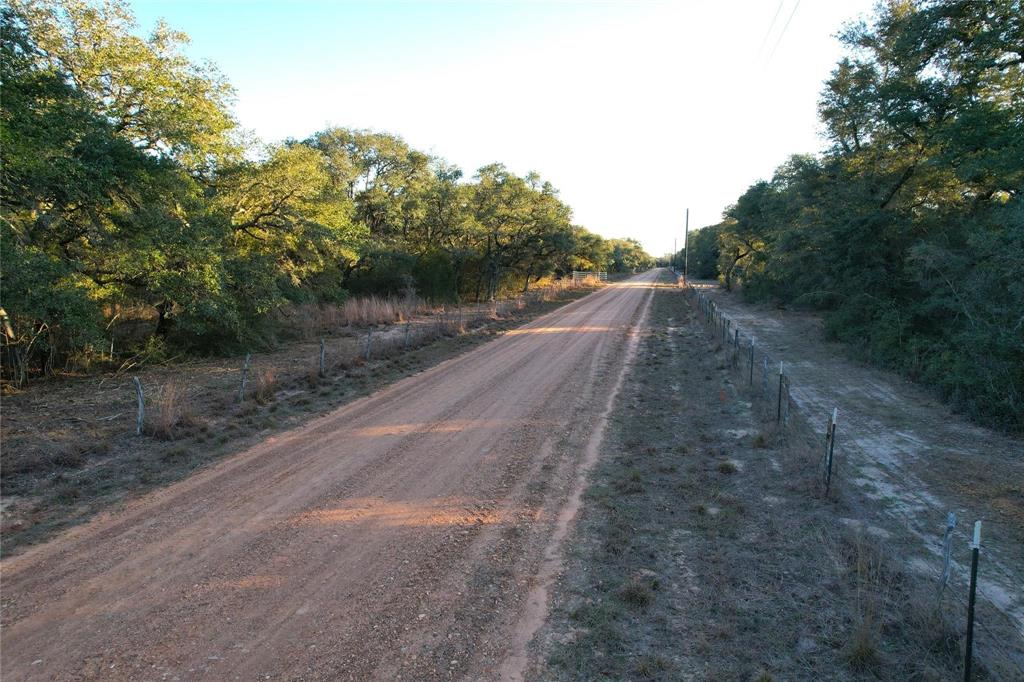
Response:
[756,1,785,57]
[766,0,801,63]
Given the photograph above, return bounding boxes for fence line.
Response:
[128,279,597,426]
[677,277,1023,678]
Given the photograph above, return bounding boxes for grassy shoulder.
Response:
[529,279,998,680]
[1,287,598,554]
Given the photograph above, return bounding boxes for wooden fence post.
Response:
[238,353,250,403]
[824,408,838,495]
[938,512,957,598]
[132,376,144,435]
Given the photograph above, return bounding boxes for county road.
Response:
[1,270,658,681]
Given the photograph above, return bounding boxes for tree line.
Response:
[677,0,1022,431]
[0,0,653,380]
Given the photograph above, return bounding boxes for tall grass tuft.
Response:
[146,379,199,440]
[277,295,430,337]
[254,368,278,405]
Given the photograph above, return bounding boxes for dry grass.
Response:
[145,380,201,441]
[618,572,658,608]
[536,279,995,681]
[253,368,277,405]
[339,296,420,326]
[845,532,887,672]
[3,437,93,476]
[275,277,603,340]
[278,296,429,337]
[717,460,738,474]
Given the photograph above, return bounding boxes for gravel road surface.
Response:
[1,271,657,681]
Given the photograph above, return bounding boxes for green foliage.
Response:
[685,223,724,280]
[12,0,237,172]
[707,0,1024,430]
[0,0,652,380]
[606,238,655,273]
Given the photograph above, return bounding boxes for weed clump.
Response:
[633,655,672,677]
[254,369,277,405]
[161,445,190,463]
[618,577,656,608]
[146,380,201,440]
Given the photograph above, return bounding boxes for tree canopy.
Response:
[675,0,1023,431]
[0,0,651,380]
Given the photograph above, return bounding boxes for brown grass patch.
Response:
[278,296,429,336]
[254,368,277,405]
[145,380,201,440]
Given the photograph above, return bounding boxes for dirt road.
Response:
[1,271,656,681]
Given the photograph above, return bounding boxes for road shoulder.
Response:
[528,281,1015,680]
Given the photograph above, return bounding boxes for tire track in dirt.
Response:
[497,269,655,681]
[1,271,659,681]
[694,283,1024,642]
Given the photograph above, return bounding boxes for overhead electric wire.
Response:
[756,1,785,57]
[766,0,801,63]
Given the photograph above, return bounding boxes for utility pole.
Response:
[673,237,677,272]
[683,208,690,284]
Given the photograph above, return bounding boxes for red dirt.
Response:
[0,272,657,681]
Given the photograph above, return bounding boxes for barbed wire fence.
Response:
[676,275,1024,679]
[131,276,602,426]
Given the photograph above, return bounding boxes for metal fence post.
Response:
[776,361,784,423]
[748,340,754,385]
[964,521,982,682]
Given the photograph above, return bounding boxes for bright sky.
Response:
[131,0,875,257]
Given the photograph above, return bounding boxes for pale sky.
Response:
[132,0,875,256]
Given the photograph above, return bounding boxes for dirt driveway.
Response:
[693,282,1024,645]
[1,272,656,680]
